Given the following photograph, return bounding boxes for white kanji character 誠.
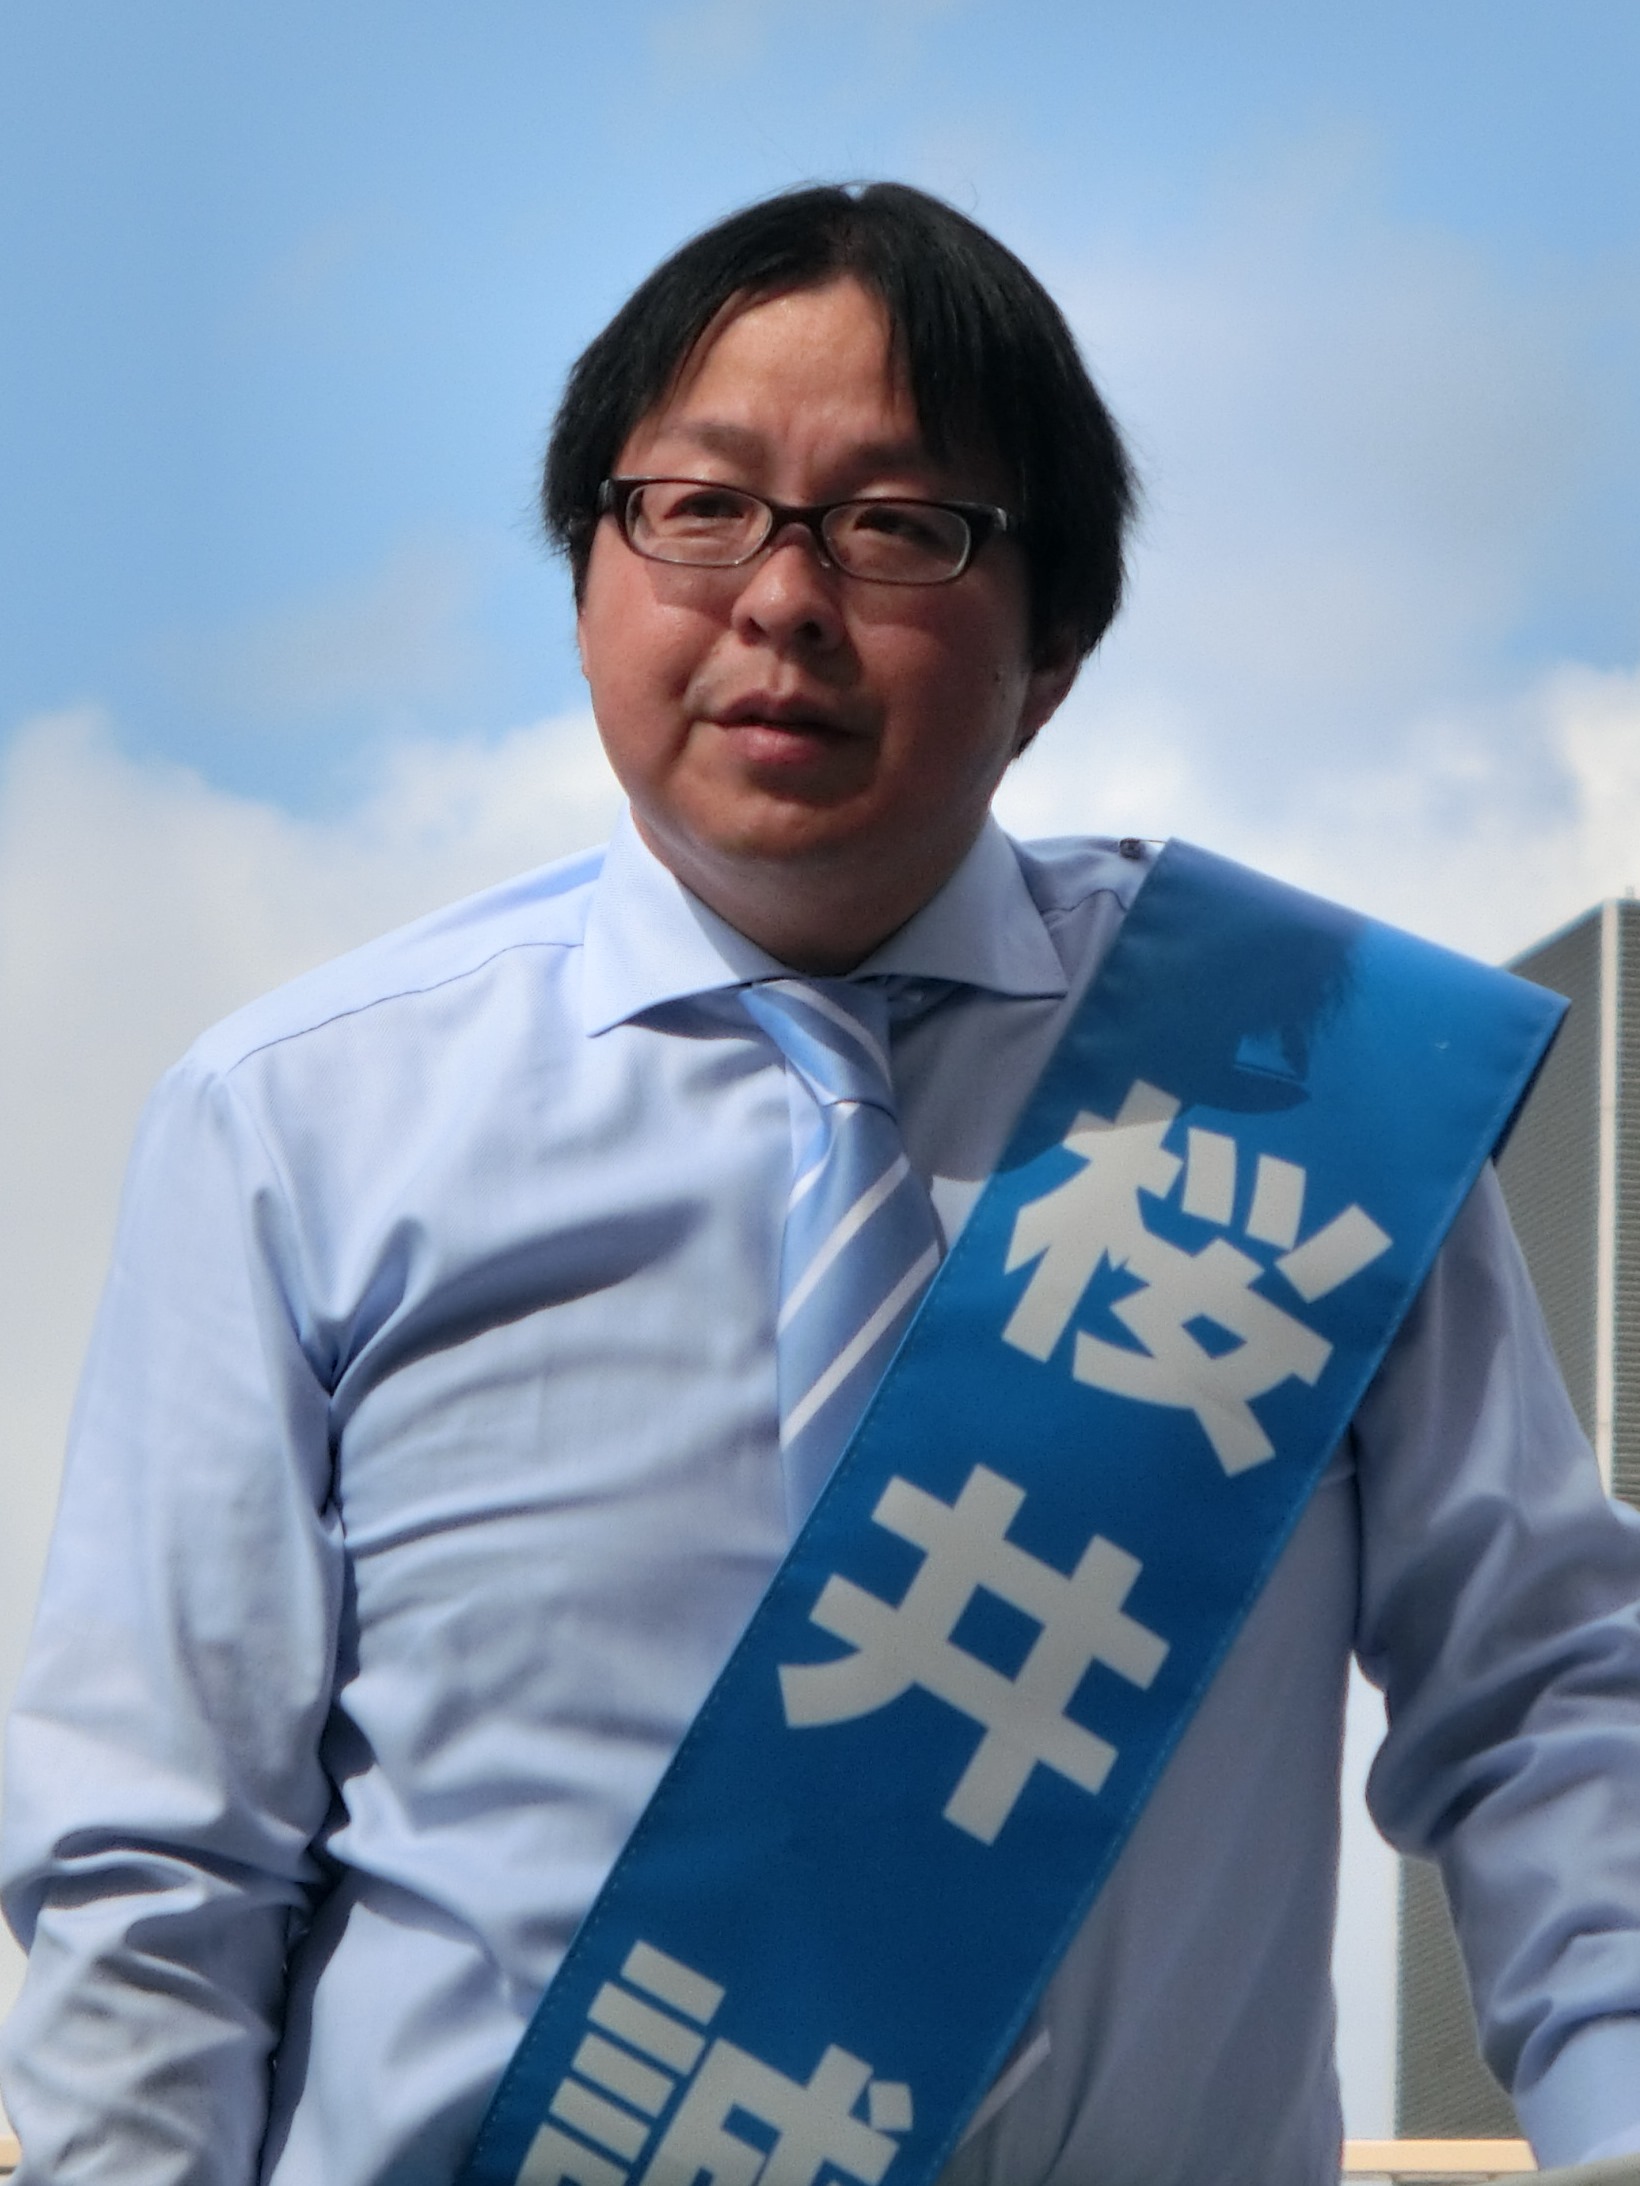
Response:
[640,2039,899,2186]
[520,1941,914,2186]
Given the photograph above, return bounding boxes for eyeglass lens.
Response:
[623,481,974,583]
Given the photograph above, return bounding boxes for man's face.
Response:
[576,276,1076,969]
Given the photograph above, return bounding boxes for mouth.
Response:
[711,693,858,739]
[702,692,869,772]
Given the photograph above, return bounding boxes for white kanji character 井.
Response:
[781,1465,1167,1843]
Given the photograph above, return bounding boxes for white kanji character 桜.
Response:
[1002,1081,1391,1473]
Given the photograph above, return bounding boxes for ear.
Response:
[1012,626,1082,758]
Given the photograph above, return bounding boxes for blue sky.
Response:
[3,0,1640,2133]
[4,0,1638,811]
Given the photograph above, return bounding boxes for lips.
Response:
[711,691,859,737]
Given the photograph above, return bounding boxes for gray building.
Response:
[1397,897,1640,2135]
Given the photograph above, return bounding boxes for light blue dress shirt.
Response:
[5,815,1640,2186]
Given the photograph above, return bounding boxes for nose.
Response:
[729,523,848,655]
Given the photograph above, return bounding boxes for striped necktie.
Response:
[742,977,943,1530]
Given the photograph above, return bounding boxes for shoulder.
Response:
[183,844,607,1082]
[1008,833,1154,918]
[1005,833,1155,970]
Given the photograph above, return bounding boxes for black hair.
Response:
[542,182,1137,662]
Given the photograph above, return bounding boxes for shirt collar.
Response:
[580,807,1067,1036]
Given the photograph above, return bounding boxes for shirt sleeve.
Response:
[1353,1164,1640,2168]
[0,1057,345,2185]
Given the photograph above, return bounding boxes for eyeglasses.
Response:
[597,477,1017,586]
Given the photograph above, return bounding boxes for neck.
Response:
[630,816,972,973]
[625,813,975,966]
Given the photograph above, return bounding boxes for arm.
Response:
[1,1059,344,2184]
[1355,1165,1640,2166]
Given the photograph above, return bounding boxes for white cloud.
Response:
[1010,127,1622,842]
[996,653,1640,961]
[1335,1667,1399,2135]
[165,541,492,724]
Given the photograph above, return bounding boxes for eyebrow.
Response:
[655,419,937,476]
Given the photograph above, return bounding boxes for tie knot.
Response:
[741,978,896,1114]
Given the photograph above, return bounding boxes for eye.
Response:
[641,482,758,528]
[827,498,971,578]
[625,482,768,564]
[848,500,953,550]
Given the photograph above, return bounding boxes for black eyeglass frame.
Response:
[596,476,1018,585]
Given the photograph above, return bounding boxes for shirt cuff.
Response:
[1513,2016,1640,2166]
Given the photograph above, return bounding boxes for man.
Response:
[4,183,1640,2186]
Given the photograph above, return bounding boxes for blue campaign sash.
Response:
[459,843,1564,2186]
